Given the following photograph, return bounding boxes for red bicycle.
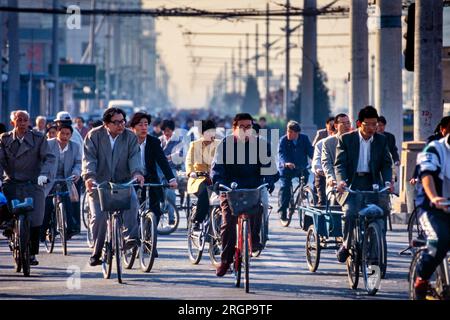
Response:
[219,183,268,293]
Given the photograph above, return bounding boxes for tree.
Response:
[289,64,331,127]
[241,76,261,115]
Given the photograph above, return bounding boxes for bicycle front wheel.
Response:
[209,207,222,267]
[187,217,203,265]
[157,198,180,235]
[18,215,31,277]
[346,227,360,290]
[114,216,123,284]
[243,219,250,293]
[362,222,383,295]
[57,202,68,256]
[139,211,157,273]
[101,219,113,279]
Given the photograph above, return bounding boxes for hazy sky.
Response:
[143,1,449,111]
[141,0,354,109]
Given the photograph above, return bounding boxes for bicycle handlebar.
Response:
[131,183,171,188]
[92,178,137,189]
[218,183,269,192]
[53,175,77,183]
[344,186,391,194]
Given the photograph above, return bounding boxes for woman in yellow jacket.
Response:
[185,120,220,230]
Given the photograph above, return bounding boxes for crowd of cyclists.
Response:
[0,105,449,300]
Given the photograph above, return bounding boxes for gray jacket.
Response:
[321,135,339,183]
[0,129,55,183]
[45,138,82,195]
[82,126,143,184]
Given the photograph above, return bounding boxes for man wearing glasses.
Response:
[82,107,144,266]
[335,106,394,263]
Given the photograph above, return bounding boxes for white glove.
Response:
[189,172,197,179]
[37,176,48,186]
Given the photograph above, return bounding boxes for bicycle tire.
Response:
[157,198,180,235]
[139,211,157,273]
[12,227,21,273]
[407,207,424,247]
[299,186,316,229]
[243,219,250,293]
[122,220,137,270]
[81,192,89,229]
[208,207,222,267]
[234,221,242,288]
[114,216,123,283]
[408,248,423,300]
[57,202,68,256]
[305,225,321,272]
[362,222,383,295]
[187,218,203,265]
[101,218,113,279]
[346,227,360,290]
[44,216,56,254]
[18,215,31,277]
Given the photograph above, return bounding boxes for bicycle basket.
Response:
[97,182,132,212]
[226,189,261,216]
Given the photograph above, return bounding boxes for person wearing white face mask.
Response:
[185,120,220,231]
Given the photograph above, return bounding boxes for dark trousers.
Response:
[70,179,82,233]
[41,195,76,240]
[191,182,210,223]
[138,188,162,225]
[220,194,261,264]
[278,176,293,214]
[417,209,450,280]
[314,173,326,206]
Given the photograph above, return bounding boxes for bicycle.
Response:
[127,183,170,272]
[278,173,316,228]
[344,183,392,296]
[7,197,34,277]
[43,176,76,255]
[176,171,192,224]
[220,182,268,293]
[81,191,94,248]
[157,189,180,235]
[187,186,222,266]
[94,179,136,284]
[408,235,450,300]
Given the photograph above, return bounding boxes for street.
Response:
[0,192,412,300]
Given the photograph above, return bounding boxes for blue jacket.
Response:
[211,136,279,189]
[278,134,313,177]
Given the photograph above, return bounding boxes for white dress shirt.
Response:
[107,131,118,150]
[312,138,324,172]
[356,130,373,173]
[139,138,147,175]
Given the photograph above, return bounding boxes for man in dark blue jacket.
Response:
[277,120,314,222]
[211,113,279,277]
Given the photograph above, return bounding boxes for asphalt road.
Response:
[0,191,412,300]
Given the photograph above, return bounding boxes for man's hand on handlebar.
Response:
[431,196,450,210]
[86,178,96,192]
[336,181,347,193]
[285,163,296,170]
[168,178,178,189]
[133,174,145,187]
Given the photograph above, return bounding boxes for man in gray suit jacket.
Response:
[42,125,81,240]
[335,106,393,263]
[312,117,335,147]
[82,108,144,266]
[321,113,352,189]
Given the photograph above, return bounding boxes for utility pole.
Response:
[113,2,121,100]
[51,0,59,114]
[232,50,236,94]
[370,54,375,105]
[349,0,368,125]
[375,0,403,147]
[300,0,317,138]
[238,40,242,95]
[414,0,443,141]
[284,0,290,119]
[105,2,112,103]
[224,62,228,93]
[265,3,270,115]
[89,0,97,111]
[0,11,4,122]
[246,33,249,80]
[7,0,20,120]
[255,24,259,79]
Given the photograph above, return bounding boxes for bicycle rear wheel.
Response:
[12,230,21,273]
[114,216,123,283]
[209,208,222,267]
[57,202,68,256]
[362,222,383,295]
[139,211,157,273]
[243,219,250,293]
[81,192,89,229]
[408,249,424,300]
[187,218,204,264]
[157,198,180,235]
[18,215,31,277]
[101,218,113,279]
[346,227,360,290]
[44,217,56,254]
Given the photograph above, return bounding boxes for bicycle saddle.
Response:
[358,204,384,219]
[11,198,34,214]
